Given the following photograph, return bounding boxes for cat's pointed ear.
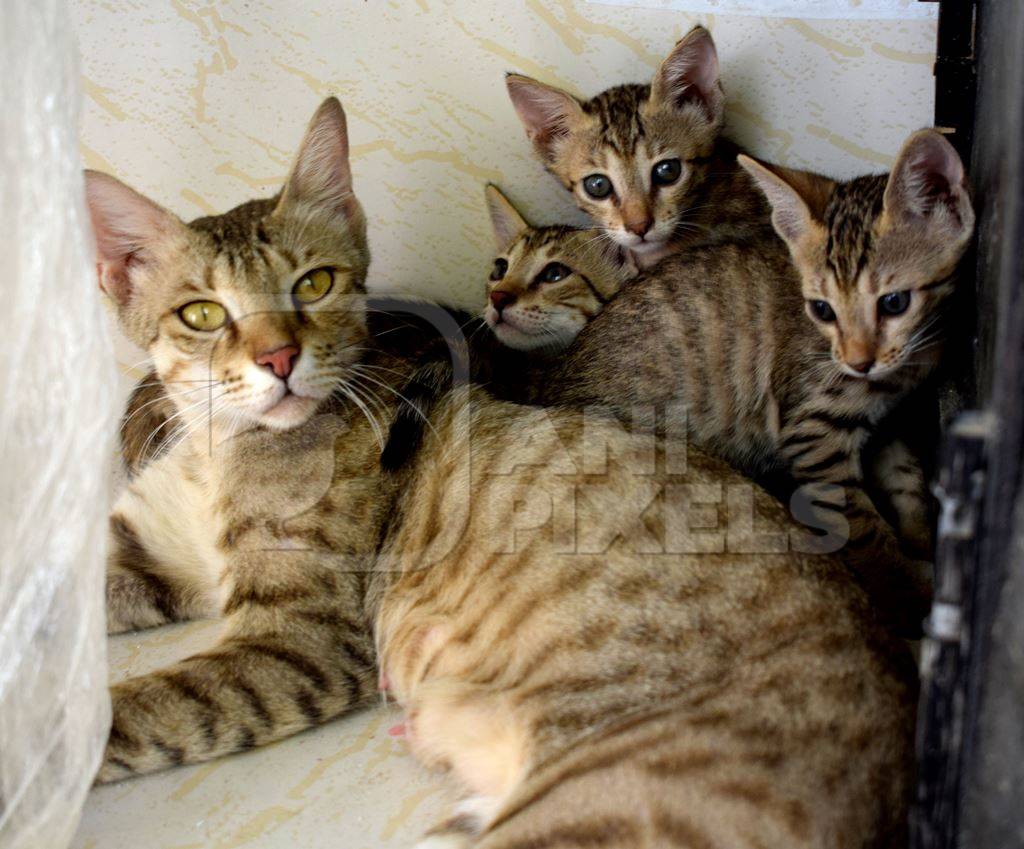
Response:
[650,25,723,125]
[484,184,529,252]
[883,129,973,235]
[277,96,361,223]
[738,154,833,248]
[84,170,184,306]
[505,73,585,162]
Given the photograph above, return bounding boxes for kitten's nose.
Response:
[256,345,300,379]
[848,358,874,374]
[625,217,653,238]
[490,290,516,313]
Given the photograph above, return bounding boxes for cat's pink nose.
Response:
[490,290,516,312]
[848,358,874,374]
[256,345,299,379]
[625,217,653,237]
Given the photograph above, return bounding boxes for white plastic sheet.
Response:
[0,2,114,847]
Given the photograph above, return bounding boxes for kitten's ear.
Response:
[883,129,973,234]
[84,170,184,306]
[650,25,723,125]
[277,96,361,222]
[738,154,833,248]
[505,74,585,162]
[484,184,529,252]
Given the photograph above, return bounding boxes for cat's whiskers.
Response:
[349,365,439,438]
[137,389,230,461]
[121,382,222,430]
[335,378,385,449]
[341,374,392,426]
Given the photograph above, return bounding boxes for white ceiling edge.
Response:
[584,0,938,20]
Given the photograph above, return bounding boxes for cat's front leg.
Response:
[780,418,932,636]
[106,454,220,634]
[97,551,377,783]
[867,439,934,559]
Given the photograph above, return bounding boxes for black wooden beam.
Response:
[931,0,978,162]
[956,0,1024,844]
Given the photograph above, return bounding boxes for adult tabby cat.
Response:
[506,25,768,268]
[482,184,636,350]
[522,129,974,637]
[90,98,915,849]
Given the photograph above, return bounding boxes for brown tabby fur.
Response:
[509,131,974,637]
[94,98,915,848]
[374,390,915,849]
[482,184,637,351]
[506,26,771,268]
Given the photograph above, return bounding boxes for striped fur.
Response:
[482,185,637,351]
[371,389,916,848]
[506,26,770,269]
[90,98,390,781]
[522,131,974,637]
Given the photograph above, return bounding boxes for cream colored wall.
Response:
[73,0,936,316]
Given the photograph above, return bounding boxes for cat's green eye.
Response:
[293,268,334,304]
[536,262,571,284]
[179,300,227,331]
[878,291,911,317]
[809,300,836,323]
[652,158,682,186]
[490,258,508,281]
[582,174,613,200]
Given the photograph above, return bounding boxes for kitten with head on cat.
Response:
[89,97,916,849]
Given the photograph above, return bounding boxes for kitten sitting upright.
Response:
[482,184,636,351]
[506,25,768,268]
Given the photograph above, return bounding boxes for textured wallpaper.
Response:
[73,0,936,320]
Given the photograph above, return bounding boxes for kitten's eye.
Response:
[293,268,334,304]
[490,258,508,281]
[652,158,682,186]
[536,262,571,284]
[179,301,227,331]
[878,291,911,317]
[582,174,613,200]
[808,300,836,323]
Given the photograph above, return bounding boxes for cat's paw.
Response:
[94,751,133,785]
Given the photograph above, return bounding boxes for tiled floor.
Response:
[72,620,446,849]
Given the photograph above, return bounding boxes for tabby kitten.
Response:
[527,130,974,636]
[482,184,636,351]
[506,25,769,268]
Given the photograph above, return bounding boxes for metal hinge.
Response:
[923,412,991,647]
[912,410,994,849]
